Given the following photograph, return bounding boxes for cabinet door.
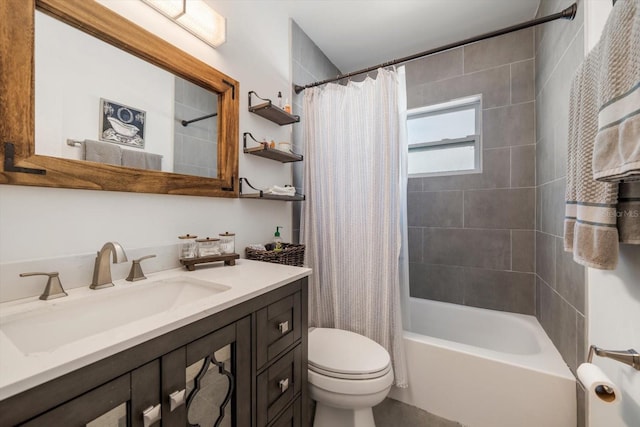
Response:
[21,360,161,427]
[161,316,251,427]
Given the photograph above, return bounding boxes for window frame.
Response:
[407,95,483,178]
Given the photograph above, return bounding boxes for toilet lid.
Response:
[308,328,391,378]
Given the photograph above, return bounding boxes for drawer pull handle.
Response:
[278,321,289,334]
[142,404,162,427]
[169,389,186,411]
[278,378,290,393]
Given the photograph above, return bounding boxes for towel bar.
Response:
[588,345,640,370]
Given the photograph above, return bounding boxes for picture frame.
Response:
[99,98,146,148]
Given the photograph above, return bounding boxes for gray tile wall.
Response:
[291,20,341,243]
[174,77,218,177]
[407,28,536,315]
[535,1,587,424]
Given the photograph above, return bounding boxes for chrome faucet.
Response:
[91,242,128,289]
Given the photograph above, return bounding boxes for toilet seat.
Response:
[308,328,392,380]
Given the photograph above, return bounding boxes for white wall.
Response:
[0,0,297,302]
[584,2,640,426]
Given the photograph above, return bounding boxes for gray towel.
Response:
[121,149,162,171]
[564,45,621,270]
[144,152,162,171]
[592,0,640,182]
[83,140,121,165]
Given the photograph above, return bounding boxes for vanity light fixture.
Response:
[140,0,226,47]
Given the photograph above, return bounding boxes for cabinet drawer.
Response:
[256,292,302,369]
[257,345,302,426]
[268,396,301,427]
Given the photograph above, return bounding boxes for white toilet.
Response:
[308,328,394,427]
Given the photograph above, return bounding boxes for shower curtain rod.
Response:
[294,3,578,94]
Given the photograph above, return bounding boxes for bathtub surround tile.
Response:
[510,145,535,188]
[422,148,511,192]
[538,178,565,237]
[408,191,463,227]
[406,28,536,315]
[536,134,555,186]
[423,228,511,270]
[577,382,586,427]
[407,177,422,192]
[409,263,465,304]
[373,398,463,427]
[537,276,578,373]
[405,48,463,87]
[535,7,587,419]
[464,188,535,229]
[577,313,586,366]
[408,227,423,263]
[555,237,586,314]
[463,268,535,314]
[512,230,535,273]
[464,28,534,74]
[415,65,511,109]
[536,231,556,288]
[535,0,584,96]
[482,102,535,149]
[511,59,535,104]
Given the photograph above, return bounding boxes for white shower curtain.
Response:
[301,68,408,387]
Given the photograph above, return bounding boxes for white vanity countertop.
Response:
[0,259,311,400]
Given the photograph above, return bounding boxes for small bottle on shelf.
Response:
[277,91,283,108]
[283,99,291,114]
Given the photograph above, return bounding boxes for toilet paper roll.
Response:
[577,363,621,404]
[577,363,625,427]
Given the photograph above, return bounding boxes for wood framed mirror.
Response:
[0,0,239,197]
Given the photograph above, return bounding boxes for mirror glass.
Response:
[34,10,219,179]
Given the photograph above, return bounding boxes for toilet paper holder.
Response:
[588,345,640,371]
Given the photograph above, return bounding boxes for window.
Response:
[407,95,482,176]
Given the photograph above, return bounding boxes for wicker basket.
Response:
[245,243,305,267]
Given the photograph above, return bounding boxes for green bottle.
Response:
[273,226,283,252]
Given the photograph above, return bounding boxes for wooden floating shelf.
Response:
[243,145,303,163]
[239,193,305,201]
[179,253,240,271]
[248,101,300,125]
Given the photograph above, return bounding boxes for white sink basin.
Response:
[0,276,229,355]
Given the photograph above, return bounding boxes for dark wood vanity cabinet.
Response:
[0,277,308,427]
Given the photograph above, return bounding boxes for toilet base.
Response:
[313,402,375,427]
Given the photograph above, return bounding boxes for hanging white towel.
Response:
[592,0,640,182]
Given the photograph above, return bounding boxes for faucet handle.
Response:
[19,271,68,300]
[126,255,156,282]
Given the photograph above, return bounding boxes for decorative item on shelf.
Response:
[246,243,305,267]
[242,132,302,163]
[278,142,291,152]
[197,237,221,257]
[283,99,291,114]
[178,234,198,259]
[239,178,305,201]
[219,232,236,254]
[248,91,300,125]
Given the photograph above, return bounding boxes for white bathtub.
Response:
[389,298,576,427]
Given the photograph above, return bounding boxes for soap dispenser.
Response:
[273,226,283,251]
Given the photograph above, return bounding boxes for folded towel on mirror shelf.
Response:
[265,185,296,196]
[122,149,163,171]
[83,139,122,166]
[592,0,640,182]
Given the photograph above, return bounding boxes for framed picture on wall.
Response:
[99,98,146,148]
